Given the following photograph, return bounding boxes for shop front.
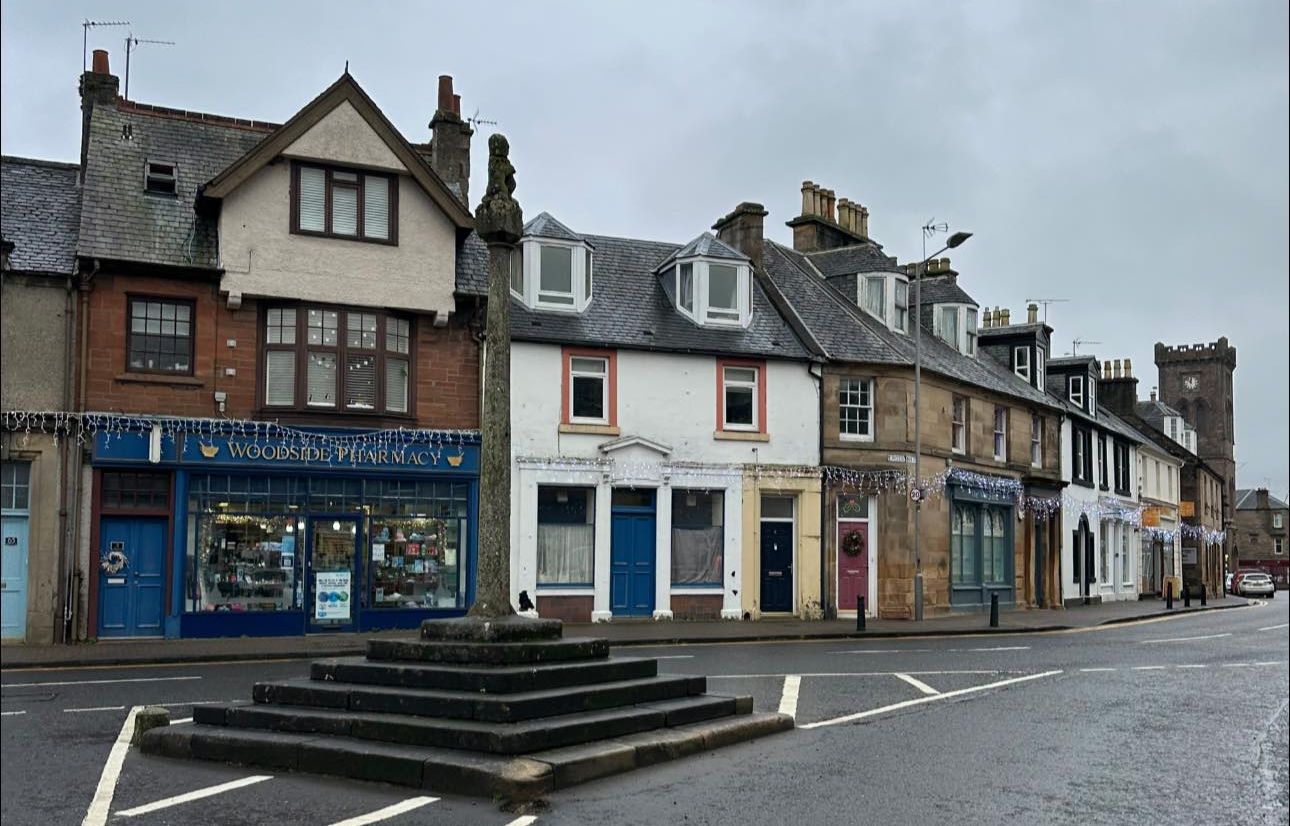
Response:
[89,427,478,639]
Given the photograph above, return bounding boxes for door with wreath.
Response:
[837,520,869,613]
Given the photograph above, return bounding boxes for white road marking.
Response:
[115,775,273,818]
[707,669,1006,679]
[504,817,539,826]
[1140,633,1231,644]
[2,675,200,689]
[1175,664,1208,669]
[325,796,439,825]
[830,649,932,655]
[1,710,27,716]
[171,717,193,725]
[1254,661,1288,666]
[1258,623,1289,632]
[777,675,802,718]
[81,704,139,826]
[1221,663,1252,668]
[893,673,940,696]
[1079,668,1117,672]
[967,646,1030,652]
[799,670,1062,729]
[653,655,695,660]
[1131,666,1168,671]
[65,705,126,713]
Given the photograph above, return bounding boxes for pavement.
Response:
[1,596,1285,826]
[0,594,1249,670]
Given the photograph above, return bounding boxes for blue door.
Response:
[760,521,794,613]
[1,516,29,640]
[98,516,166,637]
[611,492,655,617]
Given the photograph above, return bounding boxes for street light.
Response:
[913,225,972,622]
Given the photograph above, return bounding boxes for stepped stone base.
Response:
[137,617,792,801]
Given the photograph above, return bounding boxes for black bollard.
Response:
[1201,585,1207,606]
[989,592,1000,628]
[1184,584,1191,608]
[857,595,866,632]
[1166,581,1174,610]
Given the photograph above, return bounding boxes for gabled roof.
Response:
[200,74,472,229]
[1235,489,1289,510]
[1,156,80,274]
[1136,398,1185,426]
[522,211,589,245]
[654,232,747,271]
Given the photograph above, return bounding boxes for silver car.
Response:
[1237,572,1276,598]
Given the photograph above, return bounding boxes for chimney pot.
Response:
[1103,360,1112,378]
[859,205,869,237]
[1002,308,1011,325]
[823,189,836,223]
[1123,358,1132,378]
[801,181,815,216]
[1027,302,1038,324]
[452,93,462,115]
[809,184,821,217]
[436,75,454,114]
[1150,387,1157,402]
[92,49,110,75]
[982,308,991,328]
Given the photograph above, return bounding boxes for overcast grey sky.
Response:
[3,0,1287,496]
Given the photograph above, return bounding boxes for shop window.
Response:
[189,514,299,613]
[368,514,463,609]
[839,378,873,441]
[263,306,412,415]
[1,461,31,510]
[537,486,595,585]
[672,489,723,586]
[102,471,168,510]
[951,504,975,585]
[127,297,193,374]
[952,502,1010,590]
[292,162,396,243]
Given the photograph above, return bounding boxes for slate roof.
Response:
[1235,489,1289,510]
[654,232,747,270]
[804,242,896,276]
[1136,398,1184,428]
[522,212,587,244]
[0,156,81,274]
[915,274,976,307]
[763,241,1059,407]
[460,230,811,360]
[77,102,272,268]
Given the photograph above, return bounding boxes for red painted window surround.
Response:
[560,346,618,425]
[715,358,768,434]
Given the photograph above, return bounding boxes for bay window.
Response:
[707,264,741,323]
[670,258,753,328]
[263,306,412,415]
[861,276,886,322]
[934,304,979,356]
[515,239,593,312]
[291,162,396,243]
[856,273,909,333]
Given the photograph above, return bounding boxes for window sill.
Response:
[839,434,875,443]
[254,409,418,428]
[116,372,204,387]
[559,423,620,436]
[714,430,769,442]
[534,586,595,596]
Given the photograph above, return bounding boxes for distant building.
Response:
[1233,488,1288,588]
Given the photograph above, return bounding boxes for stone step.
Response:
[366,636,609,666]
[253,674,706,722]
[139,710,793,801]
[194,694,744,754]
[311,654,658,694]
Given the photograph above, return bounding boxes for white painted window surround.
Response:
[857,273,910,334]
[933,303,979,356]
[1013,346,1031,381]
[513,238,593,313]
[672,258,752,328]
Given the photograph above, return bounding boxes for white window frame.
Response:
[721,365,759,431]
[1089,377,1097,411]
[1069,374,1085,407]
[568,356,609,425]
[1273,513,1283,529]
[893,278,909,333]
[839,377,874,442]
[675,258,752,328]
[1036,344,1046,389]
[857,273,910,334]
[993,406,1008,462]
[1031,413,1042,468]
[952,395,967,455]
[1013,346,1031,381]
[519,238,593,313]
[933,303,979,356]
[860,275,887,324]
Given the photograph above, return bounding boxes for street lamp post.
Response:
[913,226,972,622]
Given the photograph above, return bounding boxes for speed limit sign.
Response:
[909,487,923,502]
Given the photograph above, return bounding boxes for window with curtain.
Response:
[537,486,595,585]
[707,264,741,322]
[293,163,395,242]
[938,306,959,348]
[679,263,694,313]
[263,306,412,415]
[671,490,723,586]
[861,276,886,322]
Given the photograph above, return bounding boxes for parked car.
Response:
[1225,573,1234,592]
[1237,572,1276,598]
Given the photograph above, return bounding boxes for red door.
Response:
[838,521,869,612]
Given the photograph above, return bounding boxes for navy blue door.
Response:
[98,516,166,637]
[611,512,655,616]
[760,521,794,612]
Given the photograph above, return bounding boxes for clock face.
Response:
[1184,375,1200,391]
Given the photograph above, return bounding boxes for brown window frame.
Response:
[259,303,415,418]
[125,294,196,376]
[289,161,399,245]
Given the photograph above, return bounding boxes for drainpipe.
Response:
[69,259,98,640]
[57,274,75,643]
[809,362,829,620]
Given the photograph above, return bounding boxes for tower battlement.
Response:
[1154,337,1237,369]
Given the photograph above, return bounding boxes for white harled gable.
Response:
[283,100,405,171]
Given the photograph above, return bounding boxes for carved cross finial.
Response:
[475,133,522,244]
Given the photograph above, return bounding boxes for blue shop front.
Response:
[90,427,479,639]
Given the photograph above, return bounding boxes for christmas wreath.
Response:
[841,531,865,558]
[100,550,128,574]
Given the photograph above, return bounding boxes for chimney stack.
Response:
[713,202,768,264]
[79,49,120,185]
[1256,488,1271,509]
[429,74,473,206]
[1100,356,1141,417]
[1027,303,1038,324]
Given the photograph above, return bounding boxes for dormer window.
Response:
[144,161,177,195]
[1069,374,1085,407]
[670,258,752,328]
[1013,346,1031,381]
[933,304,979,355]
[707,264,741,323]
[1036,345,1046,389]
[513,213,594,313]
[858,274,910,333]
